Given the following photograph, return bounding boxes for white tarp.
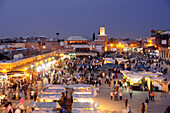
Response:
[103,58,115,63]
[72,109,101,113]
[38,93,62,101]
[152,83,162,90]
[73,94,93,99]
[72,102,99,109]
[115,58,128,63]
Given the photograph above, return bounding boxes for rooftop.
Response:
[67,36,87,41]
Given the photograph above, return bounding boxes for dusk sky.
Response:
[0,0,170,39]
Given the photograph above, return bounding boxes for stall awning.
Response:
[73,94,93,99]
[72,109,101,113]
[72,102,99,109]
[35,102,60,109]
[38,93,62,100]
[32,109,59,113]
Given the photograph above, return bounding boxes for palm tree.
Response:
[56,33,60,40]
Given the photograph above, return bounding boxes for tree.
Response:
[56,33,60,40]
[92,33,95,41]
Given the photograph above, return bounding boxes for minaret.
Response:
[97,25,107,51]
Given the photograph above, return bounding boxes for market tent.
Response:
[73,94,94,102]
[152,83,162,90]
[73,94,93,99]
[115,58,128,63]
[73,89,92,94]
[48,85,65,89]
[72,109,101,113]
[41,88,65,94]
[134,65,146,69]
[103,58,115,63]
[155,72,163,75]
[72,102,99,109]
[32,109,59,113]
[43,84,52,88]
[67,84,92,89]
[38,93,62,101]
[34,102,61,109]
[149,76,164,83]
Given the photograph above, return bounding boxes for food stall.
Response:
[72,102,99,111]
[68,84,94,94]
[103,58,115,64]
[37,93,62,102]
[44,84,65,89]
[68,84,93,89]
[72,109,101,113]
[41,88,65,94]
[73,94,94,103]
[121,70,145,86]
[31,109,59,113]
[73,89,92,95]
[28,102,61,111]
[115,58,128,64]
[121,70,165,91]
[145,76,164,91]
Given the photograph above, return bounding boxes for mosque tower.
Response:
[97,25,107,51]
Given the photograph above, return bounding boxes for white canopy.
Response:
[73,94,93,99]
[29,102,61,109]
[72,109,101,113]
[152,83,162,90]
[35,102,61,109]
[32,109,58,113]
[72,102,99,109]
[103,58,115,62]
[38,93,62,101]
[115,58,128,63]
[68,84,92,89]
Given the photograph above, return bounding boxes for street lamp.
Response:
[3,69,6,72]
[43,46,46,49]
[24,67,28,71]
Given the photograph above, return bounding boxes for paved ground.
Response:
[94,80,170,113]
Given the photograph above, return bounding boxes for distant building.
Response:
[64,36,90,52]
[152,30,170,60]
[95,26,107,52]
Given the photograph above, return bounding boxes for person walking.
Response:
[141,102,145,113]
[30,89,34,100]
[150,92,154,101]
[145,103,148,113]
[7,104,13,113]
[148,91,151,100]
[119,91,122,100]
[165,105,170,113]
[145,98,149,105]
[110,91,113,100]
[128,105,131,113]
[114,91,118,101]
[124,97,128,108]
[129,88,133,98]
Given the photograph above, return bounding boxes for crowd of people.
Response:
[0,53,170,113]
